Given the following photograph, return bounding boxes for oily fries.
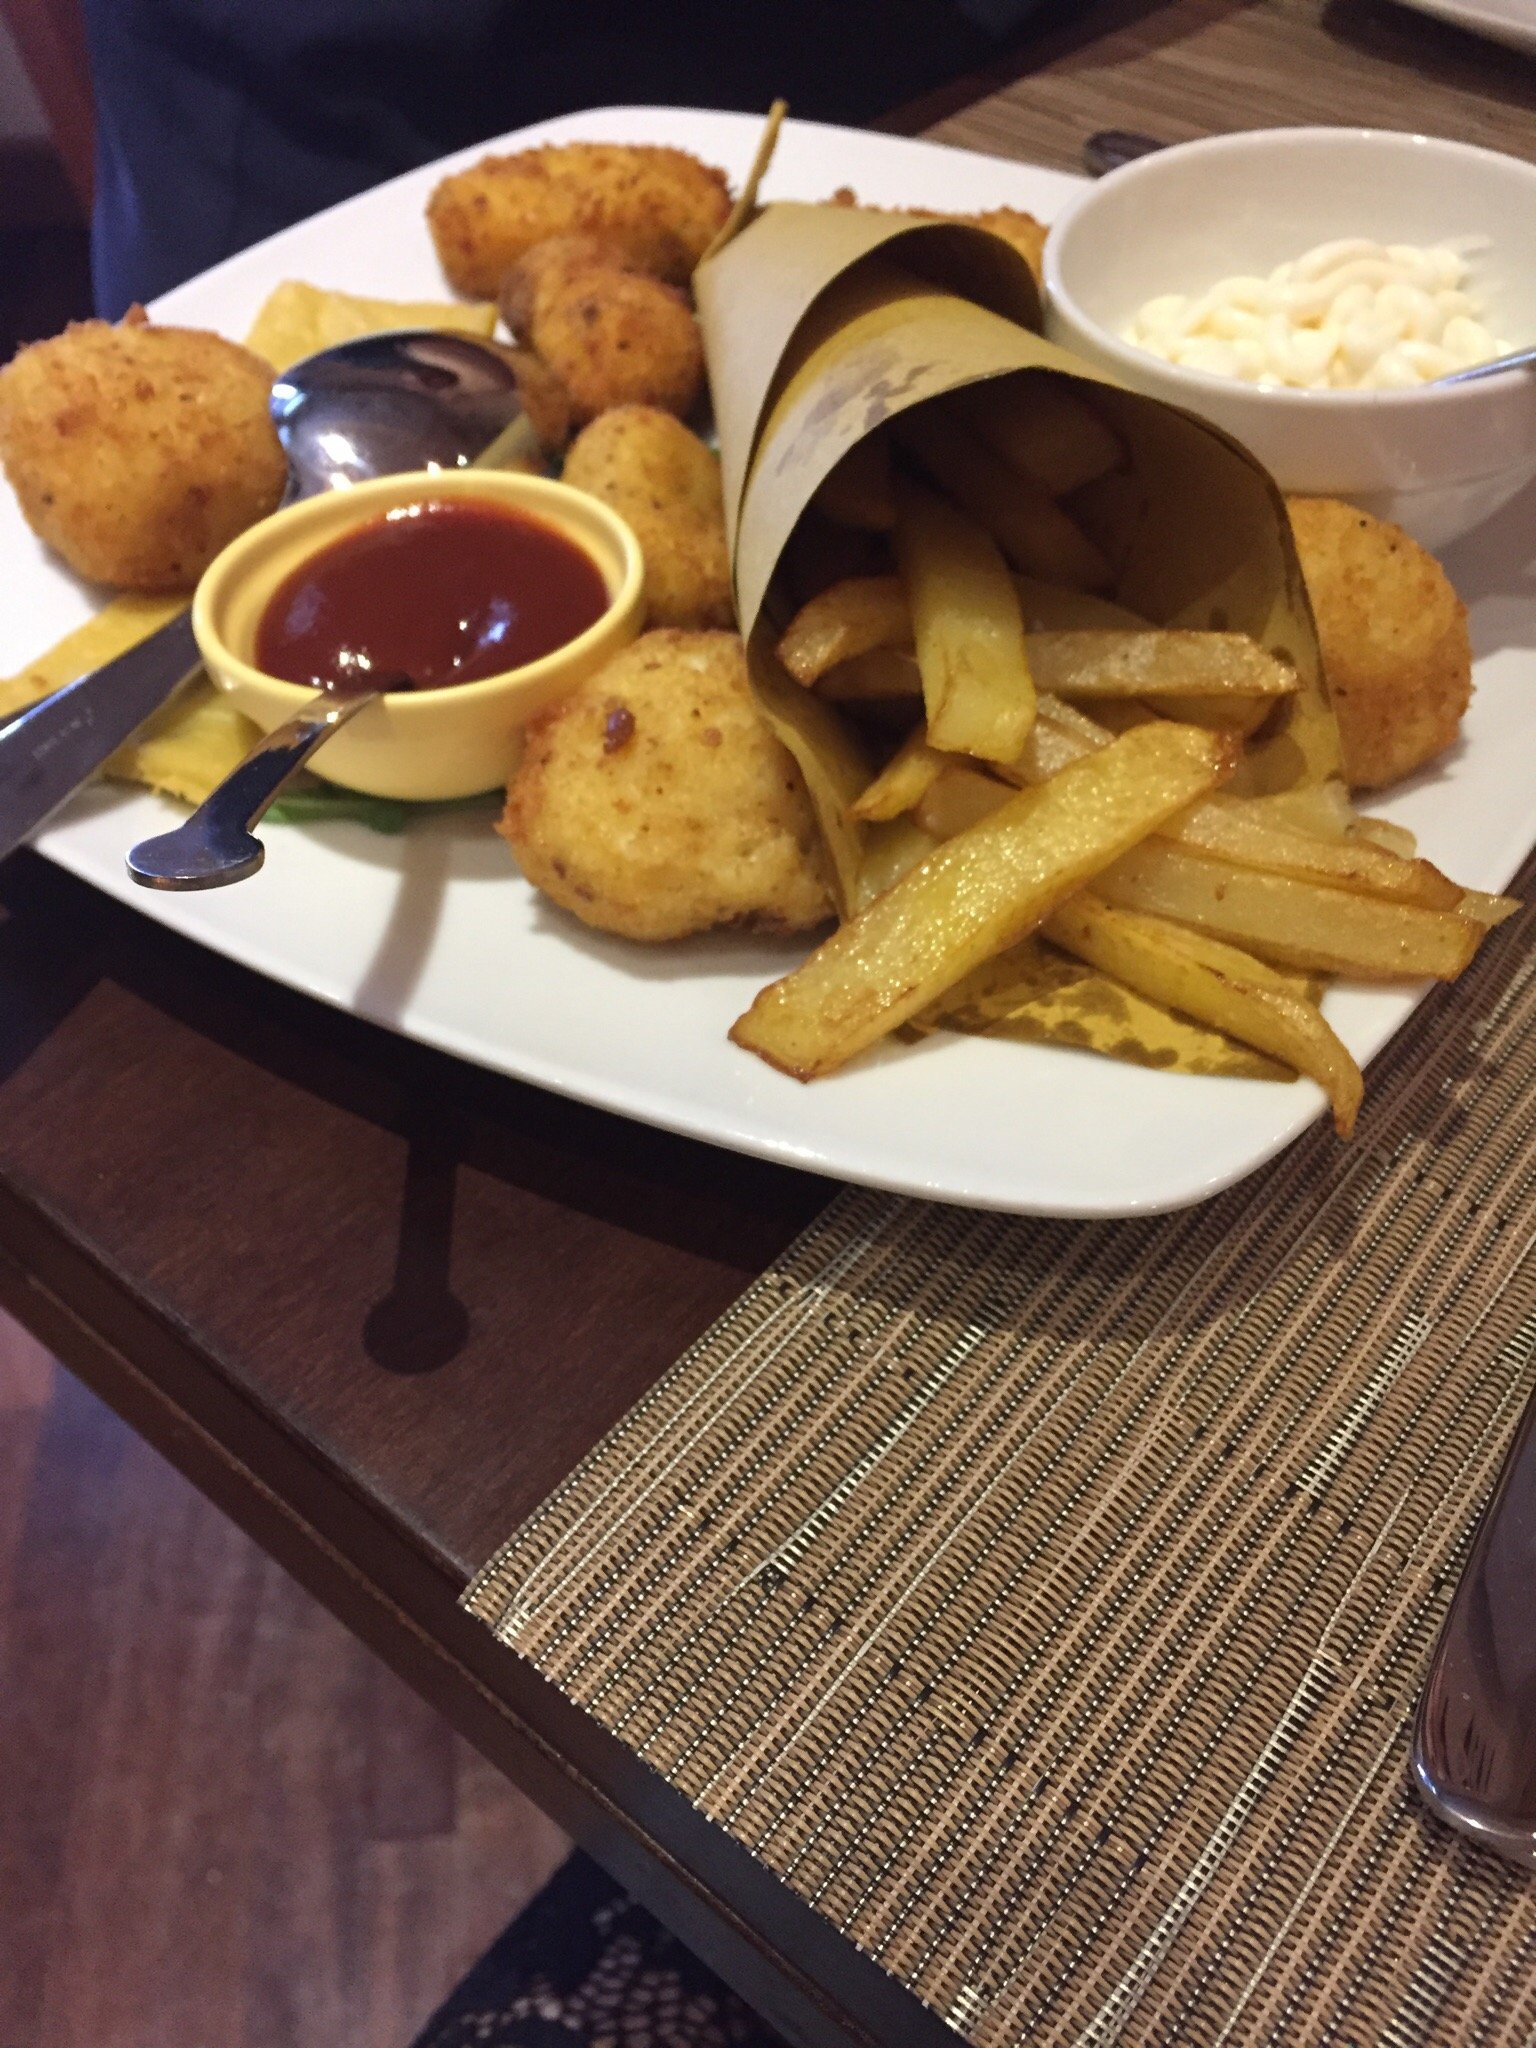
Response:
[731,722,1237,1078]
[851,726,946,822]
[1025,629,1298,701]
[777,575,909,684]
[1099,842,1481,980]
[1170,795,1463,909]
[1042,894,1364,1136]
[993,701,1472,911]
[914,762,1011,839]
[894,407,1113,590]
[894,479,1036,761]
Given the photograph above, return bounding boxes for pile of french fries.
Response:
[730,376,1515,1136]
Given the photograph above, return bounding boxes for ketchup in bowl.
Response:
[254,498,610,694]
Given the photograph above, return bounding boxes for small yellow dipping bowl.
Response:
[192,468,646,800]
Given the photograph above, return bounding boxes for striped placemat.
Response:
[466,873,1536,2046]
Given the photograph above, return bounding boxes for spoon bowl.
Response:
[271,329,530,498]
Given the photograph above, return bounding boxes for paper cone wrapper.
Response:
[694,202,1335,905]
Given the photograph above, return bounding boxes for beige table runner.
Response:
[467,883,1536,2046]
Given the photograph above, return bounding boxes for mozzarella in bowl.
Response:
[1042,128,1536,547]
[1124,238,1510,391]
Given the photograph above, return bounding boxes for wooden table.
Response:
[4,8,1533,2044]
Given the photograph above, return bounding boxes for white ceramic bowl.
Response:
[1044,127,1536,548]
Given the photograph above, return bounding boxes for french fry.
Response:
[854,814,938,910]
[1249,783,1358,841]
[1043,893,1364,1135]
[953,375,1124,497]
[817,647,923,701]
[894,407,1113,590]
[1012,576,1148,632]
[993,710,1462,912]
[1351,815,1418,859]
[1099,842,1481,980]
[1026,630,1298,702]
[1459,889,1521,928]
[914,763,1011,839]
[730,722,1238,1078]
[894,478,1036,762]
[775,576,910,684]
[1170,795,1462,909]
[850,726,947,822]
[1111,911,1321,1004]
[814,432,897,531]
[747,650,872,916]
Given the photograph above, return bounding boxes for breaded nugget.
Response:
[827,189,1047,287]
[498,235,637,333]
[0,310,284,590]
[968,208,1048,287]
[562,407,732,629]
[1288,496,1472,789]
[427,143,732,297]
[501,630,832,941]
[519,262,704,424]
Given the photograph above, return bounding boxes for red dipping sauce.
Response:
[255,498,610,694]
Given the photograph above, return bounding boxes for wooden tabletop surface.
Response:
[4,7,1533,2045]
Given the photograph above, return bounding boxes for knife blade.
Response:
[1412,1375,1536,1866]
[0,607,201,864]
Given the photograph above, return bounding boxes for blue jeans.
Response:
[82,0,1046,314]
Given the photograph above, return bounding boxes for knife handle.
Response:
[0,608,200,863]
[1413,1378,1536,1865]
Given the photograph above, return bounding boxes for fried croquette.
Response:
[562,407,733,629]
[427,143,732,298]
[497,235,639,333]
[500,630,833,941]
[827,189,1047,287]
[0,310,285,590]
[1288,496,1472,789]
[503,244,704,424]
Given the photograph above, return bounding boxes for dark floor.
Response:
[0,168,577,2043]
[0,1317,570,2047]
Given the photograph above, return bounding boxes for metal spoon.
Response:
[1437,344,1536,386]
[1083,129,1166,177]
[0,332,528,872]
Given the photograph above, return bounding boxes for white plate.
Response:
[1392,0,1536,53]
[4,106,1534,1218]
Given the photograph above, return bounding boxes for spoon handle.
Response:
[0,608,201,865]
[126,690,378,889]
[1083,129,1165,177]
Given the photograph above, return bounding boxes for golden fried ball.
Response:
[0,311,285,591]
[500,630,832,941]
[826,190,1047,288]
[427,143,732,298]
[1288,495,1472,789]
[522,264,704,424]
[562,406,732,629]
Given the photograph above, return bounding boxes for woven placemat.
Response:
[467,880,1536,2047]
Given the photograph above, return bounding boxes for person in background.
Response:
[81,0,1056,316]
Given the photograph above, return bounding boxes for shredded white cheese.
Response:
[1123,238,1511,391]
